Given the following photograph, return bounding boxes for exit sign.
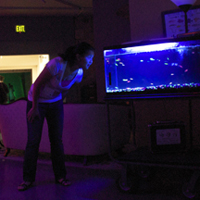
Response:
[16,25,25,33]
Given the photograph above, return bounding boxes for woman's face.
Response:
[77,50,94,70]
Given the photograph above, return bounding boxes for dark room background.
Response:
[0,15,96,103]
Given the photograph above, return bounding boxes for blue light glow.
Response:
[123,42,179,54]
[104,38,200,97]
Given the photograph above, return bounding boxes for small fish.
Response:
[119,62,125,66]
[178,19,184,23]
[194,18,200,22]
[192,24,200,27]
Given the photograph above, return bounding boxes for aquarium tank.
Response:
[104,35,200,100]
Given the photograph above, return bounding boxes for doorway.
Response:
[0,54,49,102]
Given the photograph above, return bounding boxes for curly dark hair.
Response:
[58,42,94,66]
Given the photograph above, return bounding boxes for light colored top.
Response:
[28,57,83,103]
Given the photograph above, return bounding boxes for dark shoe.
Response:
[56,178,71,186]
[18,181,33,191]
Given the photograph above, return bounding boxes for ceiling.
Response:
[0,0,93,16]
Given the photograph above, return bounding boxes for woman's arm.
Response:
[27,67,52,122]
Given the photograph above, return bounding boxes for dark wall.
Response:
[93,0,131,102]
[129,0,200,41]
[0,16,75,58]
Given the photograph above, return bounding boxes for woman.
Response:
[18,42,94,191]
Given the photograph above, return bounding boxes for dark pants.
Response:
[23,100,66,182]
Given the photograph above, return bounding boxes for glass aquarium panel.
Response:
[104,35,200,99]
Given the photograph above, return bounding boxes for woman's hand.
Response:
[27,107,40,123]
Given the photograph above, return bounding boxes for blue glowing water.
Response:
[104,39,200,96]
